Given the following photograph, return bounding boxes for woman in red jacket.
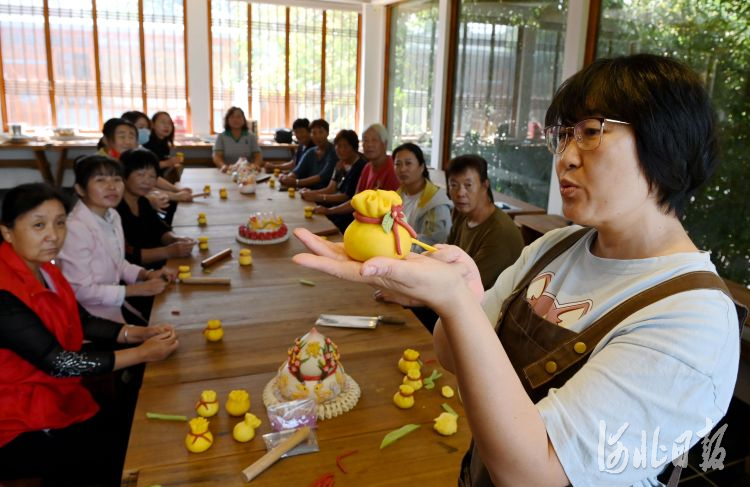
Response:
[0,183,179,483]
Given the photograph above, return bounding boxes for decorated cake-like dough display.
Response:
[263,327,360,420]
[236,212,289,245]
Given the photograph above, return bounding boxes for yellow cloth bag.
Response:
[344,190,415,261]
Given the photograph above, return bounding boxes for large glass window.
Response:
[210,1,360,135]
[448,0,568,209]
[597,0,750,285]
[0,0,189,132]
[386,0,439,154]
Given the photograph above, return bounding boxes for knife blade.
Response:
[315,314,406,329]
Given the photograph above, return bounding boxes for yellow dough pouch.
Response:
[344,190,417,261]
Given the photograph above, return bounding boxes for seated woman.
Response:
[279,119,337,190]
[265,117,315,173]
[213,106,263,171]
[0,183,178,483]
[100,118,191,224]
[143,111,184,182]
[121,110,151,146]
[302,129,366,232]
[57,155,175,325]
[115,148,195,270]
[392,142,452,252]
[292,54,745,486]
[446,154,524,290]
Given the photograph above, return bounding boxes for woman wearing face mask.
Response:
[0,183,178,483]
[143,111,183,182]
[100,117,192,224]
[57,155,176,324]
[121,110,152,146]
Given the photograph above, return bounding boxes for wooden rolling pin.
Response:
[177,277,231,286]
[241,426,311,482]
[201,248,232,268]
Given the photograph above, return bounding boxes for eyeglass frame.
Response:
[544,117,630,155]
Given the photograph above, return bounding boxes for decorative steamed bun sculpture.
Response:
[343,190,436,262]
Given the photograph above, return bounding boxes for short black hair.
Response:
[292,118,310,131]
[545,53,718,218]
[1,183,70,239]
[74,155,123,189]
[392,142,429,180]
[121,110,151,129]
[150,111,175,144]
[333,129,359,152]
[119,148,160,179]
[102,118,137,146]
[223,107,248,132]
[446,154,494,203]
[309,119,329,133]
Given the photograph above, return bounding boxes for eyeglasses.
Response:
[544,117,630,154]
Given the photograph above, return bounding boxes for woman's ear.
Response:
[0,224,13,244]
[73,183,86,199]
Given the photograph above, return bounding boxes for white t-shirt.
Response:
[401,190,421,227]
[482,226,740,487]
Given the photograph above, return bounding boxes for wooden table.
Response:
[123,169,471,486]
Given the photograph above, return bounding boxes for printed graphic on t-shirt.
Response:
[526,272,592,328]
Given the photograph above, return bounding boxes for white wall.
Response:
[186,0,212,136]
[358,4,387,131]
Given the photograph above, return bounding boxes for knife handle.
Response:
[379,315,406,325]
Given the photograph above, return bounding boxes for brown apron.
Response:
[458,228,748,487]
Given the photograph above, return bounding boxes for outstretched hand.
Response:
[292,228,484,313]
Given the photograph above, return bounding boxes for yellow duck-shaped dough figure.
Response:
[195,390,220,417]
[433,412,458,436]
[398,348,421,374]
[204,319,224,342]
[225,390,251,416]
[185,417,214,452]
[291,383,309,400]
[314,383,333,402]
[344,190,414,262]
[232,413,262,443]
[402,368,423,391]
[393,384,415,409]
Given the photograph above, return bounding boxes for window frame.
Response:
[0,0,191,133]
[207,0,362,135]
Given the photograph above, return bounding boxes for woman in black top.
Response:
[143,111,182,180]
[115,149,196,269]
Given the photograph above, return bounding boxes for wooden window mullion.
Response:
[321,10,326,119]
[138,0,147,113]
[183,0,191,132]
[355,13,361,132]
[91,0,104,129]
[207,0,214,132]
[0,18,9,133]
[43,0,57,126]
[247,3,252,121]
[284,7,290,128]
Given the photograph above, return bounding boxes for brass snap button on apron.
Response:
[573,342,587,354]
[544,361,558,374]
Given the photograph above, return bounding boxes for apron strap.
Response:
[523,270,743,389]
[494,227,591,328]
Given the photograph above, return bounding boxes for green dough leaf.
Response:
[441,403,458,417]
[382,212,394,233]
[423,369,443,389]
[299,278,316,286]
[380,424,420,449]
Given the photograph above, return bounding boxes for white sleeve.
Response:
[537,290,739,487]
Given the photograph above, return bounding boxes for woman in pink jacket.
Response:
[58,155,175,323]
